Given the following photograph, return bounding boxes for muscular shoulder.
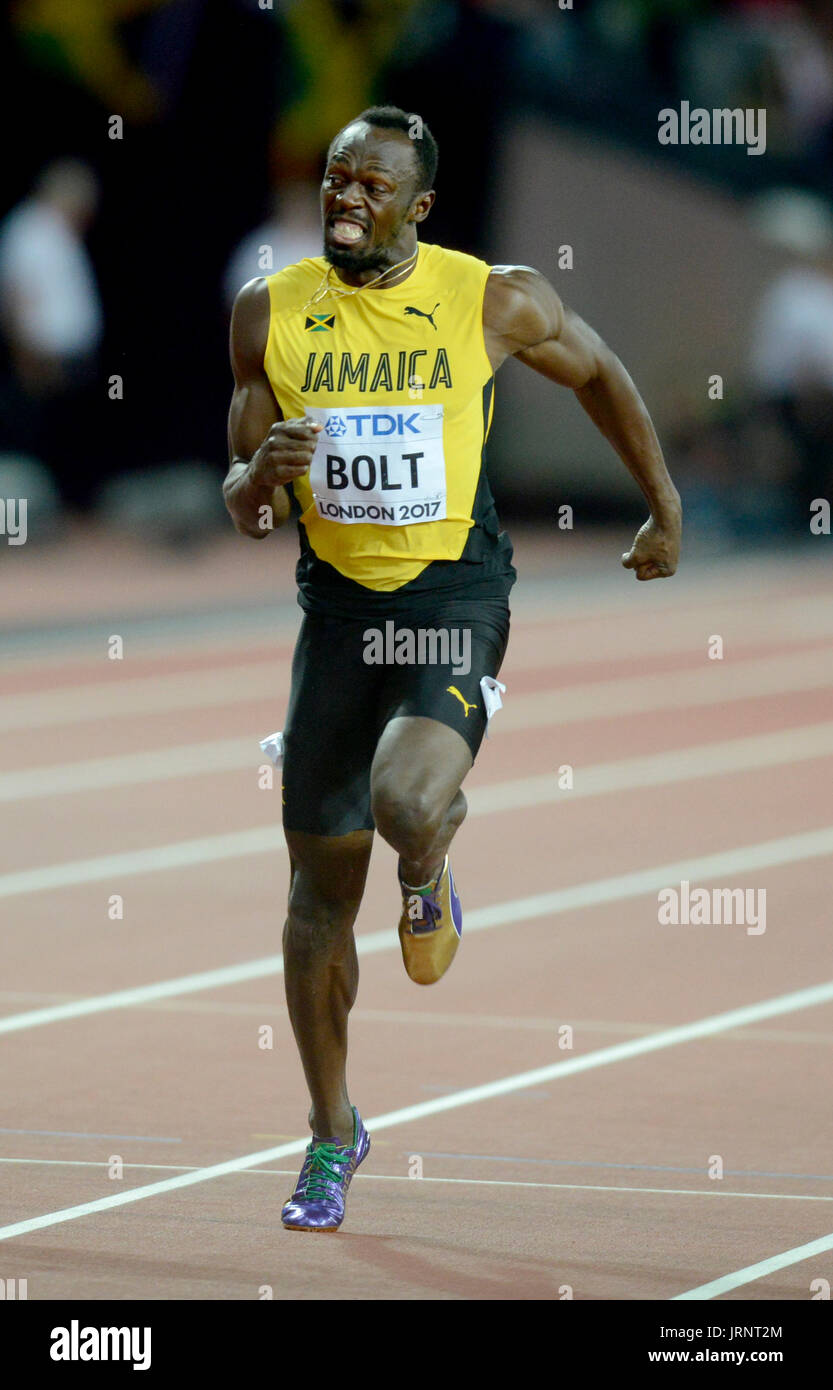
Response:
[230,277,271,373]
[263,256,327,317]
[484,264,563,354]
[420,242,490,278]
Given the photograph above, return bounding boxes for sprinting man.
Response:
[224,106,681,1231]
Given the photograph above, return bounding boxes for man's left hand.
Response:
[622,510,681,581]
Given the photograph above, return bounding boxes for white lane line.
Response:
[0,827,283,899]
[1,1157,832,1204]
[1,641,831,738]
[3,702,833,833]
[5,989,831,1049]
[0,667,290,733]
[0,626,296,678]
[467,721,833,814]
[3,719,822,897]
[0,952,285,1034]
[497,647,833,734]
[2,974,833,1243]
[0,738,257,802]
[1,825,831,1034]
[674,1231,833,1300]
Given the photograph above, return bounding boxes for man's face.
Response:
[321,122,426,272]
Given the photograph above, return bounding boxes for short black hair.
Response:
[350,105,438,193]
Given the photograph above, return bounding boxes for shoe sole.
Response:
[398,919,461,985]
[283,1224,341,1233]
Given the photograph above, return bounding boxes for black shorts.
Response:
[281,596,510,836]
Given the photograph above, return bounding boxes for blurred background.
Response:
[2,0,833,582]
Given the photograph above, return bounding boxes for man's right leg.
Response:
[283,828,373,1147]
[278,611,379,1224]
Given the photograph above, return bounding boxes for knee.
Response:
[285,887,361,961]
[371,781,441,858]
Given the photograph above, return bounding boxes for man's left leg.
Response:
[369,597,509,984]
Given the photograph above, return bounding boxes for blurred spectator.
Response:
[748,188,833,521]
[0,159,102,394]
[770,0,833,162]
[0,158,103,507]
[660,184,833,550]
[223,180,321,311]
[679,0,833,165]
[749,189,833,395]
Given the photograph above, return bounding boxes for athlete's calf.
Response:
[282,830,372,1144]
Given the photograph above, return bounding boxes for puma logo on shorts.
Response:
[446,685,478,718]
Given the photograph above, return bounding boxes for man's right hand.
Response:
[249,418,323,490]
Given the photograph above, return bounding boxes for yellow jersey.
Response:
[262,241,515,614]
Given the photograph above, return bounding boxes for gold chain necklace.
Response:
[303,247,419,310]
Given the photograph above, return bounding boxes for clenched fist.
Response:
[249,417,323,490]
[621,508,682,581]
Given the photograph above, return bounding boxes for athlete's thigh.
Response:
[282,613,381,836]
[370,713,472,815]
[374,595,510,785]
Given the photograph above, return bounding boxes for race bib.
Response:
[306,404,446,526]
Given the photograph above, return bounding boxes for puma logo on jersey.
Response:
[404,302,440,330]
[447,686,477,717]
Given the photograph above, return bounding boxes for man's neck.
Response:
[330,242,419,290]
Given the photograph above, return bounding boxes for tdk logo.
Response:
[324,412,421,438]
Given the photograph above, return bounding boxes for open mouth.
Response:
[327,217,369,247]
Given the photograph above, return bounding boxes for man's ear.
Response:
[409,190,436,224]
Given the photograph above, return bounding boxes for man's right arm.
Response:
[224,277,322,539]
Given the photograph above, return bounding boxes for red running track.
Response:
[1,525,832,1300]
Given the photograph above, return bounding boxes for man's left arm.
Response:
[484,266,681,581]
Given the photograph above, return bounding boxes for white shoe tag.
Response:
[259,731,284,767]
[479,676,506,738]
